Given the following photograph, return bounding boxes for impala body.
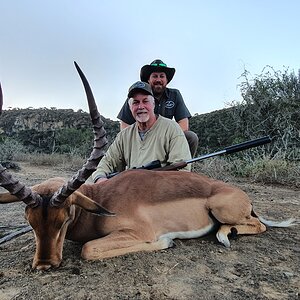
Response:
[2,167,296,270]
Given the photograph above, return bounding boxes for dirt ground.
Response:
[0,162,299,300]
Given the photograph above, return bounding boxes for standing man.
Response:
[117,59,199,157]
[92,81,191,183]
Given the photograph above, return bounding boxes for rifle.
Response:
[106,136,271,177]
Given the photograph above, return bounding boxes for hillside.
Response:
[0,108,119,154]
[0,107,119,135]
[0,101,299,159]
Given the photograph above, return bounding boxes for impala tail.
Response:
[258,216,299,228]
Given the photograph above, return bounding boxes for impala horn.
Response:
[50,62,108,206]
[0,165,42,207]
[0,82,42,207]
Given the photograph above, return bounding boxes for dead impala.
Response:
[0,63,297,271]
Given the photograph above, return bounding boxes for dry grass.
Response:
[24,153,85,172]
[2,145,299,188]
[192,156,300,188]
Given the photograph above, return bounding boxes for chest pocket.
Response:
[155,100,175,119]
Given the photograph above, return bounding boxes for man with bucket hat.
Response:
[92,81,191,183]
[117,59,199,157]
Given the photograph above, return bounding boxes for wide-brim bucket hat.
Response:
[140,59,176,83]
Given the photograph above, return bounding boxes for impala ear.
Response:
[0,192,21,203]
[72,191,115,217]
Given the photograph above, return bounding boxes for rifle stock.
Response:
[106,159,162,179]
[156,161,188,171]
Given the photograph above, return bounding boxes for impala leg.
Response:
[81,230,173,260]
[216,217,267,247]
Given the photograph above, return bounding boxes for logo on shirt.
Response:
[165,100,175,109]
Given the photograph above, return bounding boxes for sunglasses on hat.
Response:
[150,62,167,67]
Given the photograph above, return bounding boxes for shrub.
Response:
[190,66,300,161]
[228,66,300,160]
[0,138,28,161]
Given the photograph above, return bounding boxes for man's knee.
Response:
[184,131,199,157]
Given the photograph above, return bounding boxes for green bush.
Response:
[0,138,28,161]
[228,66,300,160]
[190,66,300,161]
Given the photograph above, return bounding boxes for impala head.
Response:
[26,178,76,270]
[0,62,113,270]
[24,178,112,270]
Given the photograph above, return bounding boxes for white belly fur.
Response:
[159,223,216,240]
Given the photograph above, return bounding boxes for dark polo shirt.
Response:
[117,88,191,124]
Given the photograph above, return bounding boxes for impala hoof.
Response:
[216,231,231,248]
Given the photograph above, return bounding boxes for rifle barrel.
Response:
[225,136,271,154]
[186,136,271,164]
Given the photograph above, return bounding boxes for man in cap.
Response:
[92,81,191,183]
[117,59,199,157]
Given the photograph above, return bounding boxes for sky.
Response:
[1,1,300,121]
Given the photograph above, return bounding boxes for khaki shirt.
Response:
[92,115,191,181]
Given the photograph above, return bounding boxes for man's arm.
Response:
[177,118,189,131]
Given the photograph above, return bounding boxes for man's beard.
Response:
[135,111,149,123]
[152,84,165,96]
